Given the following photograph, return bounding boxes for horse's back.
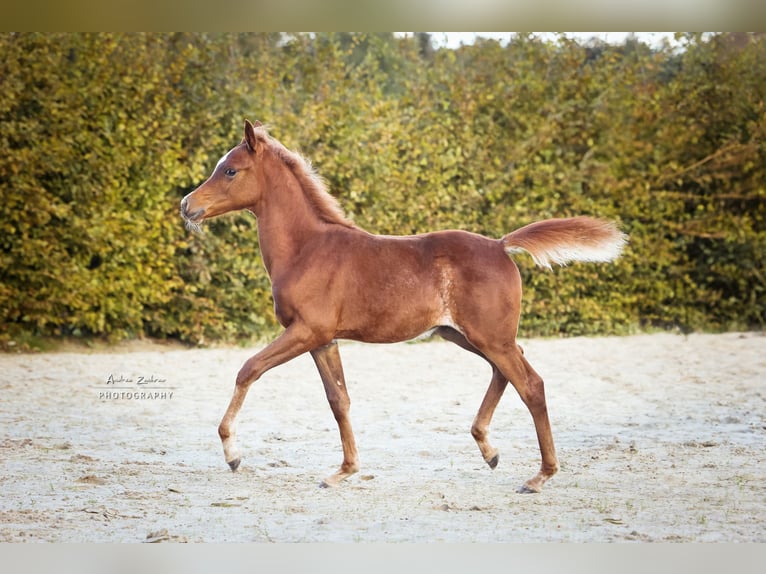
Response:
[338,228,515,285]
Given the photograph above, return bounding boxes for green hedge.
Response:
[1,33,764,347]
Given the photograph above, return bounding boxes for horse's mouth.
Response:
[182,207,205,221]
[181,207,206,232]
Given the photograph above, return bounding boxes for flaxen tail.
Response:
[502,216,627,270]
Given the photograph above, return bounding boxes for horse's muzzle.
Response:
[180,197,205,223]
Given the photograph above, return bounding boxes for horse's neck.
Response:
[254,166,324,278]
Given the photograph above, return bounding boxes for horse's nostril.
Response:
[180,197,203,221]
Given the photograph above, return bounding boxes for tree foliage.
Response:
[1,32,764,347]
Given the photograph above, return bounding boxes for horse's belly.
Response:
[334,291,449,344]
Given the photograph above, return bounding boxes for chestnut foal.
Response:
[181,120,626,493]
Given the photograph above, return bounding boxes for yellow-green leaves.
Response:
[2,32,764,347]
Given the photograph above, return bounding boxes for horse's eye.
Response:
[224,168,237,177]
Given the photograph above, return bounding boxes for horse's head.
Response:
[180,119,265,230]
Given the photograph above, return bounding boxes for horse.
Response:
[180,119,626,493]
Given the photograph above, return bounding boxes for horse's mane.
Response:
[253,126,357,229]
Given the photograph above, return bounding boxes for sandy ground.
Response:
[0,332,764,543]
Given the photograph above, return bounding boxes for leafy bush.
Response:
[1,32,764,348]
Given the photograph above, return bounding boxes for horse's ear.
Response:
[244,119,261,152]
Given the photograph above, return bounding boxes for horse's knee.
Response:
[471,421,486,442]
[327,395,350,419]
[523,374,548,413]
[236,359,259,387]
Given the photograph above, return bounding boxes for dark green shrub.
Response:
[2,32,763,348]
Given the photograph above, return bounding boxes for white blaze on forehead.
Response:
[214,149,233,171]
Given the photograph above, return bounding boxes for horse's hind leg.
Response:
[472,366,510,470]
[443,324,557,491]
[484,344,559,493]
[436,327,508,470]
[310,341,359,487]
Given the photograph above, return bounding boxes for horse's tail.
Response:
[501,216,627,270]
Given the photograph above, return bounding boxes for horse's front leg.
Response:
[310,341,359,487]
[219,324,321,471]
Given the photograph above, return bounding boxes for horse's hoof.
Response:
[487,454,499,470]
[228,458,241,471]
[319,478,338,488]
[516,483,540,494]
